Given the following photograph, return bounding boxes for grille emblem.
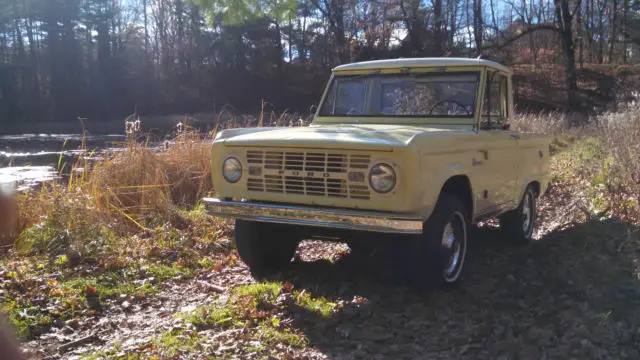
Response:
[249,166,262,176]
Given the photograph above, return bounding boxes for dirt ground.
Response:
[20,184,640,359]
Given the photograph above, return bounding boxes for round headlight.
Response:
[369,163,396,194]
[222,157,242,183]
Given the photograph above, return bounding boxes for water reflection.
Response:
[0,133,126,190]
[0,166,57,191]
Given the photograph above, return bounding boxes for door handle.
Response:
[479,150,488,160]
[509,133,521,140]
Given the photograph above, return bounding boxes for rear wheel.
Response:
[347,239,377,258]
[234,220,300,278]
[499,185,537,244]
[407,194,469,288]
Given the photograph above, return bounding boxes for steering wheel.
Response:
[428,99,472,115]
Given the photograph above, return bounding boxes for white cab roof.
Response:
[333,57,511,74]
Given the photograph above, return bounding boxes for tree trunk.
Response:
[143,0,149,56]
[555,0,580,109]
[434,0,444,55]
[288,16,293,62]
[449,0,458,49]
[474,0,483,55]
[623,0,629,62]
[623,0,628,63]
[598,0,604,63]
[176,0,186,73]
[586,0,593,63]
[577,0,584,68]
[608,0,618,63]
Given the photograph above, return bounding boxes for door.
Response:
[477,71,519,213]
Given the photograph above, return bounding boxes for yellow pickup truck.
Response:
[204,58,550,287]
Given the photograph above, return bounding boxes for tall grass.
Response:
[514,104,640,223]
[13,108,312,256]
[590,107,640,221]
[14,128,215,255]
[12,104,640,257]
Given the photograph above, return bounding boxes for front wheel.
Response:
[407,194,469,288]
[234,220,300,278]
[499,185,537,244]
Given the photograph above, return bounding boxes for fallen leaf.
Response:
[283,281,294,293]
[84,284,98,296]
[352,296,367,305]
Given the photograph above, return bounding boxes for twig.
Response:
[197,280,225,293]
[58,330,108,353]
[210,328,244,341]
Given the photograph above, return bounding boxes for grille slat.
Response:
[247,178,264,192]
[246,150,371,199]
[264,175,283,192]
[247,151,264,164]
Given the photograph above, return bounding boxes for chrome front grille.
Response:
[246,150,371,199]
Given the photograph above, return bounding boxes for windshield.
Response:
[319,72,479,118]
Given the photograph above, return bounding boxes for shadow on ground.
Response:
[281,219,640,359]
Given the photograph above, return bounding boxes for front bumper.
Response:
[203,198,424,234]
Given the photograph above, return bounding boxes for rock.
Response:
[275,293,291,306]
[122,300,131,310]
[61,326,75,335]
[580,339,592,347]
[65,319,80,329]
[65,250,82,267]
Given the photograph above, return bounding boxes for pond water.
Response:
[0,133,126,191]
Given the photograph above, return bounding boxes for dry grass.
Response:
[513,104,640,223]
[87,131,213,219]
[12,109,311,256]
[11,105,640,257]
[510,111,569,135]
[590,106,640,221]
[13,129,215,256]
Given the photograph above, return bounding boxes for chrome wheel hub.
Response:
[441,212,466,281]
[522,193,533,234]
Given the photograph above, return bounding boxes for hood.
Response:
[220,124,460,151]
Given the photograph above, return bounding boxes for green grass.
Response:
[549,133,578,155]
[187,302,237,329]
[573,136,606,163]
[83,342,124,360]
[1,300,53,339]
[258,325,307,348]
[293,290,337,318]
[0,253,205,340]
[232,282,283,302]
[83,330,206,360]
[180,280,336,356]
[152,330,206,357]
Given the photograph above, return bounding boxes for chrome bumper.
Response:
[203,198,424,234]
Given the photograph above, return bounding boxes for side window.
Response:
[481,72,508,129]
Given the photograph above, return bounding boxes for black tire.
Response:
[499,185,537,244]
[406,194,469,288]
[347,239,377,258]
[234,220,300,278]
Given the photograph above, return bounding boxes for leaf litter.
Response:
[5,142,640,359]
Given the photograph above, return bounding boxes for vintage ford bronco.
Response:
[204,58,550,286]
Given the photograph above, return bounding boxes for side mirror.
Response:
[309,105,317,115]
[501,122,511,131]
